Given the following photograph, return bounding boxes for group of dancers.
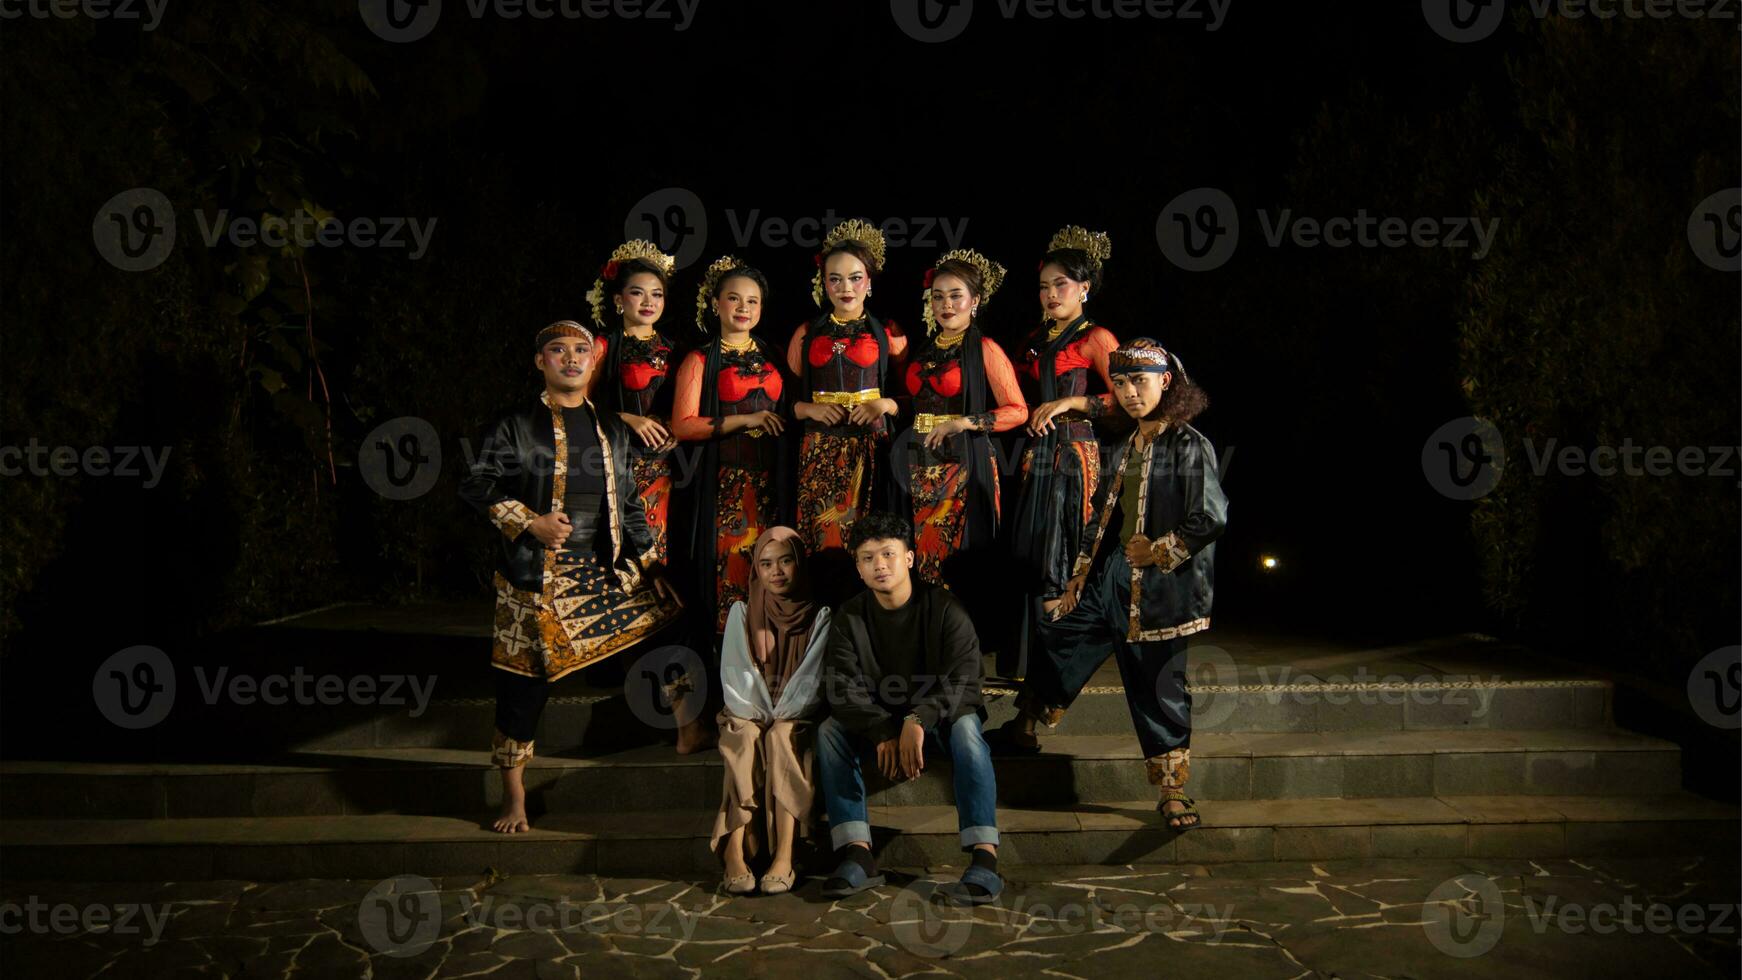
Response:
[458,221,1229,901]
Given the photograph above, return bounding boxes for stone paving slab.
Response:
[1,855,1733,978]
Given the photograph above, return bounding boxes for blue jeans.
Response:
[816,712,1000,852]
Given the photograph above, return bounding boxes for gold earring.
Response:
[614,304,624,315]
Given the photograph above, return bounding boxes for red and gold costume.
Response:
[673,339,788,631]
[589,329,677,564]
[786,314,907,554]
[899,331,1026,584]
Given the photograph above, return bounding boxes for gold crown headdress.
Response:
[586,240,677,330]
[920,249,1007,335]
[810,218,888,309]
[1045,225,1112,268]
[694,254,751,333]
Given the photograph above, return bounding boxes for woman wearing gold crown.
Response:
[890,250,1027,589]
[785,220,909,575]
[669,257,795,753]
[1001,227,1121,696]
[584,241,682,564]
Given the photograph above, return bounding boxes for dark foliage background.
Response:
[1,2,1735,700]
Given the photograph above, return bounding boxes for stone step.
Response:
[0,728,1681,820]
[8,622,1616,763]
[2,793,1732,880]
[165,673,1611,758]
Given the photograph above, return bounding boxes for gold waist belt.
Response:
[811,388,881,406]
[913,413,965,435]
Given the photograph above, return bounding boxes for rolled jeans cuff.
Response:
[830,819,873,852]
[959,825,999,850]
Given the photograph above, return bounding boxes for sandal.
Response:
[821,854,885,898]
[938,863,1004,906]
[722,871,757,895]
[1158,791,1201,832]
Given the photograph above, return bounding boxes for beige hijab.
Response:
[745,527,818,700]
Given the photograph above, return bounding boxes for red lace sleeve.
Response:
[786,323,808,382]
[884,319,909,367]
[585,335,609,401]
[1085,326,1120,412]
[671,350,712,442]
[981,338,1029,432]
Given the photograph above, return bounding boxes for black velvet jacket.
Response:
[458,391,660,593]
[1074,422,1228,641]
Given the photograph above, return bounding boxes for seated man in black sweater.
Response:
[815,511,1002,904]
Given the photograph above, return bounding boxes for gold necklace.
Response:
[933,329,966,349]
[1047,319,1070,341]
[720,334,755,353]
[829,311,862,326]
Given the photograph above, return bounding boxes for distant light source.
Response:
[1260,555,1279,571]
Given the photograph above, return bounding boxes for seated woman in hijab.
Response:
[710,526,832,896]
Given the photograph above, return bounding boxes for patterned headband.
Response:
[1108,337,1173,374]
[535,320,594,350]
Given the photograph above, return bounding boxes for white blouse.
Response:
[719,603,832,722]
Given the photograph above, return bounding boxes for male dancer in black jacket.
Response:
[460,319,681,833]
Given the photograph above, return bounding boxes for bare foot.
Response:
[493,765,530,833]
[675,717,718,755]
[493,799,530,833]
